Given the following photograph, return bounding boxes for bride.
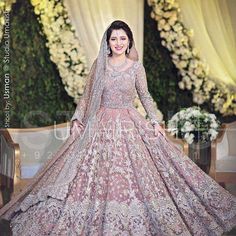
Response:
[0,20,235,236]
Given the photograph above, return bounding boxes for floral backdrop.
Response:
[0,0,235,128]
[147,0,236,116]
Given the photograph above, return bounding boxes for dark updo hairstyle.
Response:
[106,20,134,57]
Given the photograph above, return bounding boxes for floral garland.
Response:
[0,0,16,42]
[31,0,88,102]
[147,0,236,116]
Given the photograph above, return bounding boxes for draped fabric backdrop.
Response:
[178,0,236,90]
[64,0,144,68]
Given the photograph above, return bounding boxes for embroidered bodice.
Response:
[71,61,159,125]
[100,63,137,109]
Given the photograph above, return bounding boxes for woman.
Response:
[0,20,236,235]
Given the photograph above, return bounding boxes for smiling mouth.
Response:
[115,47,123,50]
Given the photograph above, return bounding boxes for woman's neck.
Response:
[109,54,127,64]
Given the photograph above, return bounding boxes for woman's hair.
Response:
[106,20,134,56]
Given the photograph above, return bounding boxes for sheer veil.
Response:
[0,22,139,220]
[83,23,139,127]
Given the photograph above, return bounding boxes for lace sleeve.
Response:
[70,60,96,124]
[135,62,159,126]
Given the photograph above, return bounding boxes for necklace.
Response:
[108,57,127,77]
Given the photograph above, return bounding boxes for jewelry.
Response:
[108,57,127,77]
[108,57,127,70]
[127,45,130,54]
[150,118,159,126]
[107,46,111,55]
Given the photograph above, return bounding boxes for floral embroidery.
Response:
[0,61,235,235]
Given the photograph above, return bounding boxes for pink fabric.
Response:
[0,61,236,235]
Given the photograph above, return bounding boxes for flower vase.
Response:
[189,141,211,174]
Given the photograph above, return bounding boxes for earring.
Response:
[127,45,130,54]
[107,46,111,55]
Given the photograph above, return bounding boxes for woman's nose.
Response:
[116,40,122,45]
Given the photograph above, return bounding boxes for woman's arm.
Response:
[135,62,159,126]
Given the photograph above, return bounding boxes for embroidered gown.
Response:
[0,61,236,236]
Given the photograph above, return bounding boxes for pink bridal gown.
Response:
[0,61,236,236]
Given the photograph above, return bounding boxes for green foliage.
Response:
[0,0,75,128]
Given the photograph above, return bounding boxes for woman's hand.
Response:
[153,123,165,137]
[70,120,85,135]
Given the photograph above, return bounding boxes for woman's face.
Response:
[108,29,129,56]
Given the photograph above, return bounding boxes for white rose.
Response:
[184,133,194,144]
[210,122,218,129]
[209,129,218,140]
[178,81,185,90]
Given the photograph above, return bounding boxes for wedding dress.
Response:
[0,26,236,236]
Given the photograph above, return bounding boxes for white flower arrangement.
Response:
[30,0,88,102]
[147,0,236,116]
[167,106,220,144]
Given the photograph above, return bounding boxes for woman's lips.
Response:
[115,47,123,51]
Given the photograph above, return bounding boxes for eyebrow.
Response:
[110,36,127,38]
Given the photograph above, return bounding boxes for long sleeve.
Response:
[70,60,96,124]
[135,62,159,125]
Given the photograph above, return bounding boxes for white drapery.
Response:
[178,0,236,89]
[64,0,144,68]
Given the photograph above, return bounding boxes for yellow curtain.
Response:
[178,0,236,88]
[64,0,144,68]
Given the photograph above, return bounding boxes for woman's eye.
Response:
[110,37,126,41]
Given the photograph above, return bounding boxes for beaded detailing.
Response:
[100,103,134,109]
[108,57,128,70]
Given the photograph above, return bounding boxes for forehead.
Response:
[110,29,127,38]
